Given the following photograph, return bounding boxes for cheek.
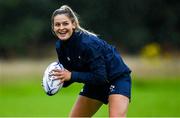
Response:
[52,27,56,32]
[52,24,55,30]
[69,29,74,35]
[52,27,56,34]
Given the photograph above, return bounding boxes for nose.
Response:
[59,24,64,30]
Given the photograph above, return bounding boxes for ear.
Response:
[72,22,76,30]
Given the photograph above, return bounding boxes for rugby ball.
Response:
[42,62,64,96]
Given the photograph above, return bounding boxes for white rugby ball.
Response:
[42,62,64,96]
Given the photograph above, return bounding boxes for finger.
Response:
[51,72,61,76]
[54,75,64,80]
[64,69,69,72]
[52,69,62,72]
[60,78,65,83]
[58,79,64,85]
[50,70,64,76]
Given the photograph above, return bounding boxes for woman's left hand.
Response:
[51,69,71,83]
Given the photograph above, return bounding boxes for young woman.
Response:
[51,5,132,117]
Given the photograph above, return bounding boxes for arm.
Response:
[52,52,109,85]
[54,38,109,85]
[71,55,109,85]
[70,41,109,85]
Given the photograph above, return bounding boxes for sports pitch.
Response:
[0,59,180,117]
[0,75,180,117]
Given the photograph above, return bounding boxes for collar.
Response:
[60,30,82,48]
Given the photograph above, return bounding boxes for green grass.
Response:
[0,75,180,117]
[0,75,108,117]
[128,77,180,117]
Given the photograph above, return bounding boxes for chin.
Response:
[58,36,69,41]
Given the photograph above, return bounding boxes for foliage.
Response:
[0,0,180,58]
[141,43,161,58]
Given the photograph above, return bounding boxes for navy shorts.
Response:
[79,74,131,104]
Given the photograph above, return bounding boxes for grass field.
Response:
[0,58,180,117]
[1,75,180,117]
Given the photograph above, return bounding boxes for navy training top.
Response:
[55,30,131,86]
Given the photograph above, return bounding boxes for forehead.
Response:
[54,14,71,22]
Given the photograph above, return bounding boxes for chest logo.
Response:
[67,57,71,61]
[78,56,81,59]
[110,85,115,92]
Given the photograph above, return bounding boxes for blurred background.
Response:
[0,0,180,117]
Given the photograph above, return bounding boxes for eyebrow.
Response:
[54,20,69,23]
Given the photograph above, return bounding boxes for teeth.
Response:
[59,32,66,34]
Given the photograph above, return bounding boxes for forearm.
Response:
[71,71,109,85]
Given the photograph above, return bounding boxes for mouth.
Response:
[57,31,68,37]
[59,31,67,34]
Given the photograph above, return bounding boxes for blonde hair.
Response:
[51,5,97,36]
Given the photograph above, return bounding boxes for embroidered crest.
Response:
[67,57,70,61]
[110,85,115,92]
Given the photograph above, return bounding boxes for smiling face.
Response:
[53,14,76,41]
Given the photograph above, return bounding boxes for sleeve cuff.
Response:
[71,71,79,82]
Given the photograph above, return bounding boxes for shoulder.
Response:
[80,32,103,50]
[78,32,104,59]
[81,32,99,43]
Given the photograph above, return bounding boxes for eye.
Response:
[55,22,60,27]
[62,22,69,26]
